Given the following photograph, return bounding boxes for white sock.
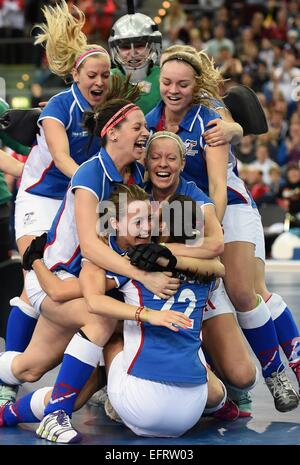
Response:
[30,386,53,420]
[0,351,22,385]
[236,295,271,329]
[204,380,227,414]
[265,293,287,320]
[10,297,39,319]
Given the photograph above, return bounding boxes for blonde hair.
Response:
[161,45,224,106]
[34,0,110,81]
[146,131,186,161]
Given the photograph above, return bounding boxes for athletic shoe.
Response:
[0,401,11,427]
[104,399,123,424]
[265,369,299,412]
[290,360,300,392]
[0,384,18,407]
[212,398,240,421]
[36,410,82,444]
[226,389,252,418]
[87,386,108,407]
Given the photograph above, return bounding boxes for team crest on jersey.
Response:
[72,130,89,137]
[138,81,152,93]
[184,139,197,156]
[23,211,35,226]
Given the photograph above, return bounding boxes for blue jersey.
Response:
[20,84,101,199]
[108,235,210,385]
[43,148,144,276]
[145,176,214,207]
[146,101,255,207]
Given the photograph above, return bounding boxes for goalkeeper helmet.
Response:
[109,13,162,83]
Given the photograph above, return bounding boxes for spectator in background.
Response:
[250,143,279,185]
[217,45,243,81]
[268,104,288,144]
[266,165,285,204]
[236,27,257,63]
[162,1,187,48]
[258,37,274,71]
[277,122,300,166]
[278,163,300,228]
[266,49,300,104]
[235,135,257,165]
[0,0,25,63]
[249,10,265,43]
[252,60,269,93]
[267,6,288,43]
[247,167,269,206]
[205,22,235,61]
[198,15,213,42]
[287,0,300,29]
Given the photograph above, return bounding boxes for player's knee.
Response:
[207,379,225,407]
[228,288,256,311]
[226,363,257,390]
[21,367,45,383]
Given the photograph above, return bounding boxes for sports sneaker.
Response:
[104,398,123,424]
[87,386,108,407]
[212,398,240,421]
[290,360,300,392]
[36,410,82,444]
[265,369,299,412]
[0,384,18,407]
[226,389,252,418]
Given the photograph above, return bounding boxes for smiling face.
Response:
[110,109,149,162]
[72,55,111,108]
[147,138,184,196]
[113,200,153,250]
[160,60,196,114]
[117,38,150,69]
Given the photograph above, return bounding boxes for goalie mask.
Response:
[109,13,162,83]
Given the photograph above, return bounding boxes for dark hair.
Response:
[98,184,149,235]
[82,74,141,145]
[161,194,204,244]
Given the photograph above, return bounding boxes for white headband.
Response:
[146,131,186,159]
[75,48,110,69]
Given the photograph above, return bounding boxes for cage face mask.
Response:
[109,13,162,82]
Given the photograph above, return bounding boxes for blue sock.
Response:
[6,300,38,352]
[44,333,102,417]
[2,386,51,426]
[266,293,300,363]
[236,296,283,378]
[3,393,39,426]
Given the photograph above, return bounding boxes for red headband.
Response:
[75,48,109,69]
[100,104,140,138]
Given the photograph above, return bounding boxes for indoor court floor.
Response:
[0,264,299,446]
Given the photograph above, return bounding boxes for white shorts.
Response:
[107,351,208,438]
[203,279,234,321]
[15,189,62,240]
[25,269,75,315]
[222,204,265,262]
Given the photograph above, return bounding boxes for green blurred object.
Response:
[0,97,30,155]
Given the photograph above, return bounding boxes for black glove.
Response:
[127,243,177,272]
[22,233,48,271]
[0,108,41,147]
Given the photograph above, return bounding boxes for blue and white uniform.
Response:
[146,174,235,321]
[15,84,101,239]
[146,101,265,261]
[106,235,210,438]
[25,148,144,314]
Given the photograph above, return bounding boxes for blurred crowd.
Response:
[161,0,300,230]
